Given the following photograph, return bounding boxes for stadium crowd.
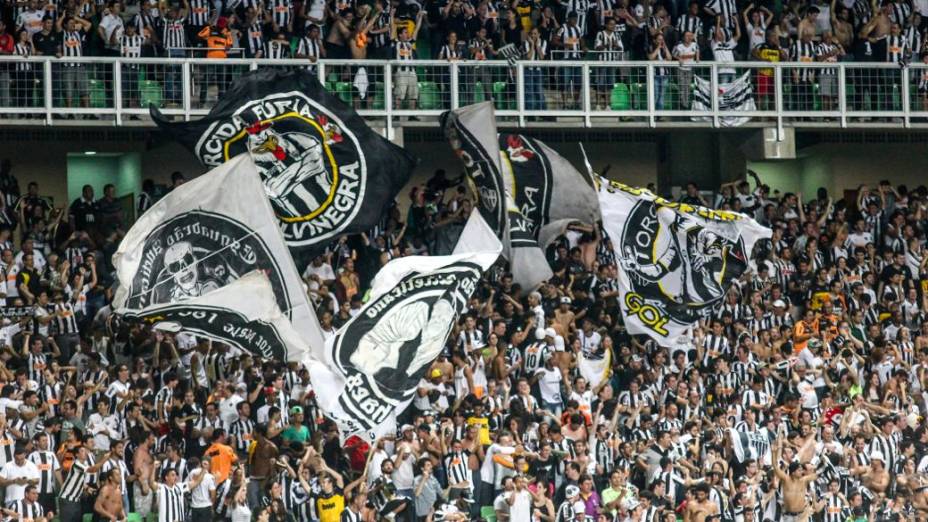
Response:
[0,0,926,110]
[0,159,922,522]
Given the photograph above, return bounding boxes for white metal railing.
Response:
[0,57,924,132]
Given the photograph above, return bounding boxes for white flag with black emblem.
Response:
[121,271,310,362]
[598,178,770,345]
[308,212,502,441]
[692,71,756,127]
[112,154,324,354]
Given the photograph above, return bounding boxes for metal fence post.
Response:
[182,60,192,121]
[774,64,783,136]
[647,63,655,128]
[516,62,525,127]
[450,62,459,110]
[43,60,53,125]
[838,64,847,128]
[582,62,591,127]
[710,63,718,128]
[385,62,393,140]
[113,60,122,126]
[902,65,911,128]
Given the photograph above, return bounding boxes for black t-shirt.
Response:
[32,31,60,56]
[69,198,96,231]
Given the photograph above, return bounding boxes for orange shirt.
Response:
[198,26,233,58]
[792,320,818,353]
[204,443,237,483]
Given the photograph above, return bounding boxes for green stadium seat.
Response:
[83,514,93,522]
[127,513,143,522]
[493,81,512,110]
[140,80,162,108]
[666,82,679,110]
[418,81,439,110]
[473,81,486,104]
[481,505,497,522]
[630,83,645,110]
[373,81,385,110]
[335,81,352,104]
[610,83,630,110]
[89,78,108,109]
[326,72,338,84]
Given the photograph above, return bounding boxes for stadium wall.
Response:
[0,129,923,216]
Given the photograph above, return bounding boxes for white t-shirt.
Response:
[747,21,766,49]
[711,39,738,75]
[16,10,44,35]
[189,468,216,508]
[480,444,515,483]
[535,367,563,405]
[509,489,533,520]
[219,395,244,426]
[33,306,50,337]
[673,41,699,63]
[0,460,40,503]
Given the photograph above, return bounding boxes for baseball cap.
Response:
[544,327,557,338]
[572,501,586,513]
[560,296,571,305]
[773,299,786,308]
[870,451,885,462]
[401,424,415,432]
[290,406,303,415]
[430,369,443,379]
[535,328,546,341]
[565,485,580,498]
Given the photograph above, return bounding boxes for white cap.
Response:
[773,299,786,308]
[870,451,885,462]
[544,327,557,338]
[572,501,586,514]
[565,485,580,498]
[535,328,546,341]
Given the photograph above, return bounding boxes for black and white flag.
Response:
[497,43,523,67]
[150,68,416,262]
[122,271,310,362]
[499,134,601,247]
[598,178,770,345]
[112,154,324,352]
[692,71,756,127]
[441,102,552,290]
[308,213,502,441]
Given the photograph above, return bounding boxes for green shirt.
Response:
[282,424,310,443]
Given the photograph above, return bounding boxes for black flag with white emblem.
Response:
[308,213,502,441]
[150,68,416,261]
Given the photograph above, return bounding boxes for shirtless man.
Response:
[132,431,155,517]
[94,468,126,522]
[772,435,818,522]
[684,483,719,522]
[862,451,891,496]
[829,0,854,49]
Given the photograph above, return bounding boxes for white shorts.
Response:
[394,70,419,100]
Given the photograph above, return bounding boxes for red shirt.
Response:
[0,34,14,54]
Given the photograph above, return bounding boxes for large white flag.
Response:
[598,178,770,345]
[112,154,324,353]
[121,271,310,362]
[309,213,502,441]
